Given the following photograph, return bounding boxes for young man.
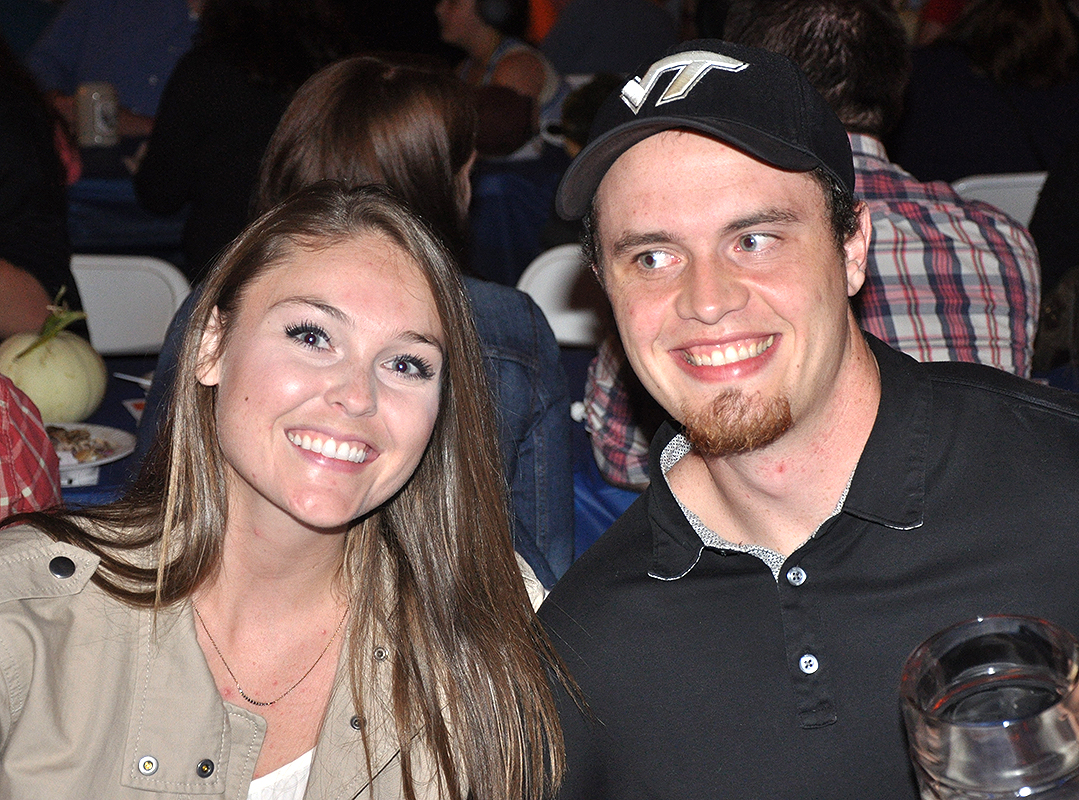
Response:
[539,40,1079,799]
[585,0,1041,493]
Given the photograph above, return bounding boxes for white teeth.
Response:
[687,335,775,367]
[288,432,368,463]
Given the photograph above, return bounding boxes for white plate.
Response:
[47,423,137,472]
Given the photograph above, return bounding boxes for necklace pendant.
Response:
[237,684,274,707]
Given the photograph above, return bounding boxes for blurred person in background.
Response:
[435,0,565,159]
[26,0,202,139]
[133,0,357,283]
[539,0,678,77]
[888,0,1079,183]
[0,35,83,340]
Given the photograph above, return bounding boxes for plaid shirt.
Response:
[851,133,1039,377]
[584,134,1042,488]
[0,375,61,519]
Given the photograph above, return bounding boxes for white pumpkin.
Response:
[0,330,107,422]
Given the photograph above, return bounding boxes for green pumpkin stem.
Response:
[15,286,88,360]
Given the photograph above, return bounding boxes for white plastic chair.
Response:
[516,244,607,347]
[70,254,190,355]
[951,171,1048,227]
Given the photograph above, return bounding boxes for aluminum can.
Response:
[75,82,119,147]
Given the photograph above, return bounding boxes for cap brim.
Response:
[556,116,824,220]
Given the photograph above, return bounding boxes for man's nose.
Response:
[674,256,750,325]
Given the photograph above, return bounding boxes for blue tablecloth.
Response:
[60,355,155,507]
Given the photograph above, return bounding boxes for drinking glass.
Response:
[900,615,1079,799]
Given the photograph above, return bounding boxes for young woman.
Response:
[0,183,566,799]
[141,55,574,587]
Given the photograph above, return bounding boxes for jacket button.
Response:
[49,556,76,579]
[196,759,214,778]
[138,756,158,775]
[373,646,388,662]
[350,715,362,730]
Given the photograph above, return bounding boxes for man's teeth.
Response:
[287,432,368,463]
[686,335,775,367]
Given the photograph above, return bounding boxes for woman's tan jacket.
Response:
[0,525,443,799]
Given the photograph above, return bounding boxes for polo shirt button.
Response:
[138,755,158,775]
[786,566,807,586]
[49,556,76,579]
[799,654,819,674]
[196,759,214,778]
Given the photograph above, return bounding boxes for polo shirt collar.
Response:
[647,334,929,580]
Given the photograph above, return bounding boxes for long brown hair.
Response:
[9,183,564,800]
[254,55,477,260]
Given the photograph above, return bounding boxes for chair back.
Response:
[951,171,1048,227]
[70,254,191,355]
[516,244,606,347]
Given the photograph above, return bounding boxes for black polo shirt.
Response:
[541,335,1079,799]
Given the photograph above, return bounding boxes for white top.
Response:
[247,749,313,800]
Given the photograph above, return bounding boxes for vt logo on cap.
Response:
[555,39,855,220]
[621,51,749,114]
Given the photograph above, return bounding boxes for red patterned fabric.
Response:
[0,374,61,519]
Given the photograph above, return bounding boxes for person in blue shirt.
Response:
[26,0,201,138]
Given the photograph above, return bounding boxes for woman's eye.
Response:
[388,355,436,380]
[636,250,678,270]
[285,322,330,350]
[737,233,776,252]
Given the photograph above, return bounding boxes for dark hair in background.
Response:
[254,55,477,261]
[477,0,529,38]
[948,0,1079,88]
[724,0,912,136]
[0,34,68,190]
[695,0,735,38]
[7,182,566,800]
[196,0,359,93]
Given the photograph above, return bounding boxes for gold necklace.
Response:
[192,603,348,707]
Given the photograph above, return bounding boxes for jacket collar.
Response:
[647,334,929,580]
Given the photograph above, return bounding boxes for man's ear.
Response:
[196,306,224,387]
[844,202,872,297]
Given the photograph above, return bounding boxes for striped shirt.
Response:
[851,133,1039,377]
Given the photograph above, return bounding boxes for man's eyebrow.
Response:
[609,231,680,259]
[722,208,802,236]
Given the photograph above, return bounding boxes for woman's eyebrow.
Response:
[398,330,444,352]
[271,296,350,324]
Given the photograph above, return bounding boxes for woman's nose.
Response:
[325,364,377,417]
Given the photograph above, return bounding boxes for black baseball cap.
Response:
[555,39,855,220]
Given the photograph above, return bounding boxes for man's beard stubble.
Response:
[681,389,793,458]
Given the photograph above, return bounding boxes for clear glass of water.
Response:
[900,615,1079,799]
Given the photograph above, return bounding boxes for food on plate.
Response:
[47,425,116,464]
